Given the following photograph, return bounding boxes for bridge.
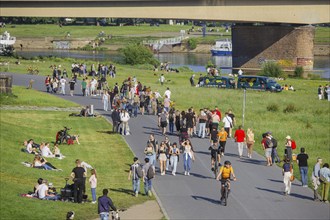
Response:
[0,0,329,24]
[1,0,329,72]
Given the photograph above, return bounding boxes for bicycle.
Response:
[213,150,219,178]
[220,179,230,206]
[110,209,126,220]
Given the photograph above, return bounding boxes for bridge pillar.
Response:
[232,25,315,74]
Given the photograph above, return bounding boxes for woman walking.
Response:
[158,142,167,175]
[144,143,156,167]
[182,139,195,176]
[170,142,180,176]
[282,158,293,196]
[102,90,110,111]
[246,128,255,158]
[89,169,97,204]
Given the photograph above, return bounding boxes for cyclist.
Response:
[209,142,221,171]
[216,160,237,202]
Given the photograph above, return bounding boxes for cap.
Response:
[286,135,291,139]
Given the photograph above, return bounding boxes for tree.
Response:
[121,44,160,66]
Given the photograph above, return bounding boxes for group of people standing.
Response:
[318,84,329,101]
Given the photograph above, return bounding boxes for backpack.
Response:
[291,140,297,150]
[135,164,143,178]
[146,165,155,180]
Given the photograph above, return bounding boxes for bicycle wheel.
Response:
[223,185,228,206]
[214,152,218,178]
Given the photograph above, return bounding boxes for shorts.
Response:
[160,121,168,128]
[211,149,220,159]
[159,153,167,161]
[265,148,272,157]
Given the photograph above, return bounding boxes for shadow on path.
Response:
[255,187,283,195]
[239,158,265,165]
[267,179,301,186]
[192,195,220,205]
[190,172,214,180]
[110,188,133,196]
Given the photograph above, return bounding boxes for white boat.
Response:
[0,31,16,55]
[211,39,232,56]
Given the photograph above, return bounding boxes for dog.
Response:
[66,211,75,220]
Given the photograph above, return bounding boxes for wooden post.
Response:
[0,74,13,94]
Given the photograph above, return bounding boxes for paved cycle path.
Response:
[8,73,329,220]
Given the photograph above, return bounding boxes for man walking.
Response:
[312,158,322,201]
[142,158,155,197]
[71,159,86,203]
[296,147,309,187]
[128,157,141,197]
[234,125,246,158]
[98,189,117,220]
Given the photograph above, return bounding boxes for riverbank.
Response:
[13,37,330,56]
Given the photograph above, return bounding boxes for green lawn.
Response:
[1,55,329,199]
[0,86,79,107]
[0,89,152,219]
[1,24,328,45]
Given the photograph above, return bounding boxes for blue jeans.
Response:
[133,105,139,117]
[271,148,281,163]
[170,155,178,173]
[145,154,155,167]
[144,177,152,195]
[299,166,308,186]
[100,212,109,220]
[198,123,206,138]
[91,188,96,202]
[132,178,140,194]
[42,164,53,170]
[183,153,192,172]
[169,122,174,133]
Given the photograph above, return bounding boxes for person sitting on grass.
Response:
[22,139,39,154]
[41,142,54,158]
[32,155,62,171]
[35,179,60,201]
[53,144,65,159]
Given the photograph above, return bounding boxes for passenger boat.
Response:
[210,39,232,56]
[0,31,16,55]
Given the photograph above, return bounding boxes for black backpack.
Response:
[146,165,155,180]
[271,138,278,148]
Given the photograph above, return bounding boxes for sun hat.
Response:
[286,135,291,139]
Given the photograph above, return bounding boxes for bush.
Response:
[121,44,160,66]
[283,104,298,113]
[261,61,283,77]
[267,103,279,112]
[187,38,197,50]
[205,60,215,69]
[294,66,304,78]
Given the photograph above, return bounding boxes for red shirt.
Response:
[234,129,245,142]
[215,109,222,120]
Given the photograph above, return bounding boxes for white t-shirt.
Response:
[223,116,233,128]
[41,146,53,157]
[37,184,48,199]
[164,90,171,99]
[26,143,32,153]
[60,78,66,86]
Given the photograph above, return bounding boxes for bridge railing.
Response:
[143,36,186,46]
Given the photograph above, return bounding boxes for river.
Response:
[15,49,330,78]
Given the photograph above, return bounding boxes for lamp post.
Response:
[242,89,246,127]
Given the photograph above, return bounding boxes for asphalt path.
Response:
[7,73,330,220]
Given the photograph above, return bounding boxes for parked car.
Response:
[237,76,282,92]
[200,76,235,89]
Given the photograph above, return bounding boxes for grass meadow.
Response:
[0,24,328,45]
[1,55,329,205]
[0,88,153,219]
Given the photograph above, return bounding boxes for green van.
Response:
[237,76,282,92]
[201,76,235,89]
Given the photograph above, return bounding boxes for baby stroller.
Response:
[56,127,73,145]
[61,178,74,202]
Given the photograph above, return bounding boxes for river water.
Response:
[15,49,330,78]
